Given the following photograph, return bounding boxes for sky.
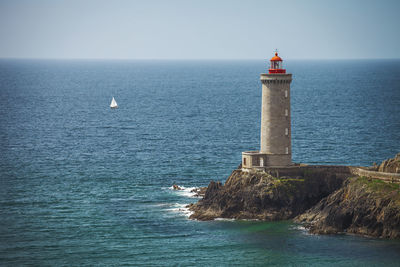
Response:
[0,0,399,60]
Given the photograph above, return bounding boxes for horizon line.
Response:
[0,57,399,61]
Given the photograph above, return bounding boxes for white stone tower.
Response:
[242,52,292,169]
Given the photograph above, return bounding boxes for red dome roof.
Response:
[270,52,282,61]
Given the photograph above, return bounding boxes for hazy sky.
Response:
[0,0,399,59]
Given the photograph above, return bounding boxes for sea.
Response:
[0,59,399,266]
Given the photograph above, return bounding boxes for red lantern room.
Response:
[269,52,286,74]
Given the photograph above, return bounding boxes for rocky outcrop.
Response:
[172,184,183,190]
[188,154,400,239]
[378,153,400,173]
[295,177,400,239]
[190,187,207,197]
[188,168,346,221]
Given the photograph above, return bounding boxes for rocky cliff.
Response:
[295,177,400,239]
[378,153,400,173]
[188,154,400,239]
[188,168,346,221]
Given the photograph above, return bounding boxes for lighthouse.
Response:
[242,52,293,169]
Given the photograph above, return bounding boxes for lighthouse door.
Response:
[260,157,264,167]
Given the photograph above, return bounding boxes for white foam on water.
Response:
[167,185,201,198]
[151,203,171,207]
[293,225,306,231]
[290,224,306,231]
[290,224,313,235]
[160,185,203,218]
[214,218,236,222]
[165,203,193,217]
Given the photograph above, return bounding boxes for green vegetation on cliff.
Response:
[356,176,400,194]
[296,176,400,239]
[189,168,345,221]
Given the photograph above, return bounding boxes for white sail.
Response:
[110,97,118,108]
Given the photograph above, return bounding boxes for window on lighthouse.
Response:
[271,61,281,69]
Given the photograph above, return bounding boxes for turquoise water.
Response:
[0,59,399,266]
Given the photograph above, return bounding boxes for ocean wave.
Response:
[167,185,201,198]
[165,203,193,217]
[290,224,313,235]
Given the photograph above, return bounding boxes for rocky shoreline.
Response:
[188,154,400,239]
[295,176,400,238]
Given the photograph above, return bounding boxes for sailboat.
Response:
[110,97,118,109]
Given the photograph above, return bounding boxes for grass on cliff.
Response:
[356,176,400,191]
[353,176,400,204]
[269,178,306,196]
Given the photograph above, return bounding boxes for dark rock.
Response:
[189,169,346,221]
[295,177,400,239]
[190,187,207,197]
[172,184,182,190]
